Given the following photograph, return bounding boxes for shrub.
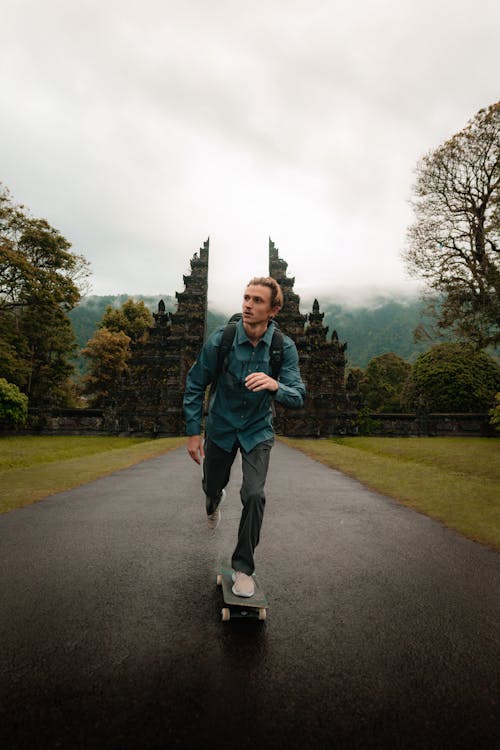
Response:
[0,378,29,428]
[360,353,411,412]
[403,343,500,412]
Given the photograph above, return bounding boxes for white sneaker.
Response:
[207,489,226,530]
[231,571,255,598]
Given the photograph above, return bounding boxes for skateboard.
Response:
[216,562,269,622]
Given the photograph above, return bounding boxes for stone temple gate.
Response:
[107,238,352,437]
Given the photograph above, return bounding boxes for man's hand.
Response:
[245,372,279,393]
[187,435,205,465]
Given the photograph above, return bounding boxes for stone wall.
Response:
[14,408,493,438]
[359,412,495,437]
[23,408,106,435]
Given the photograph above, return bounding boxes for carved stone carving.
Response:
[107,239,210,435]
[268,239,350,436]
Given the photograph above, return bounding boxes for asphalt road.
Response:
[1,441,499,750]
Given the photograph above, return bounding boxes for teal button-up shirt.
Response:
[183,319,306,452]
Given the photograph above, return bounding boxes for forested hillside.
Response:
[69,294,431,373]
[319,300,432,367]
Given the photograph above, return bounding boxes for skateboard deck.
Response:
[217,562,269,621]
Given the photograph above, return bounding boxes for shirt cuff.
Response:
[186,421,202,436]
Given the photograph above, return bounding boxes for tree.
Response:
[0,378,28,428]
[81,329,131,407]
[402,343,500,413]
[404,102,500,349]
[0,184,90,406]
[80,298,152,406]
[360,353,411,412]
[100,298,152,342]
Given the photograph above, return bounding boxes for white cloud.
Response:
[1,0,499,314]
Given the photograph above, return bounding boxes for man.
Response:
[183,277,305,598]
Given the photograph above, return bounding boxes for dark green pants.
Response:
[202,437,274,576]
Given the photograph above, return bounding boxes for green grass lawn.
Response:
[280,437,500,551]
[0,435,186,514]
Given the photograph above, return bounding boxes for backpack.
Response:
[215,313,284,381]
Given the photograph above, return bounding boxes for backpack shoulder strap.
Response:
[205,321,238,415]
[269,328,284,380]
[216,320,238,377]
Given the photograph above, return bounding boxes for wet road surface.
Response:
[1,441,499,749]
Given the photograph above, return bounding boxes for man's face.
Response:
[242,284,277,325]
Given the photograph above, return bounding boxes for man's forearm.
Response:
[274,381,305,409]
[183,381,206,436]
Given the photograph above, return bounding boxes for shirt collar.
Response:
[236,318,276,347]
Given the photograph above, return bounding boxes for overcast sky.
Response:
[2,0,499,313]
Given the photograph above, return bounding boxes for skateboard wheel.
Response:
[221,608,230,621]
[258,608,267,621]
[216,574,222,586]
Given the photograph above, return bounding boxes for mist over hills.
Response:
[319,299,431,367]
[69,293,431,373]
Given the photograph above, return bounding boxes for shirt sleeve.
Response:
[183,329,221,436]
[274,337,306,409]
